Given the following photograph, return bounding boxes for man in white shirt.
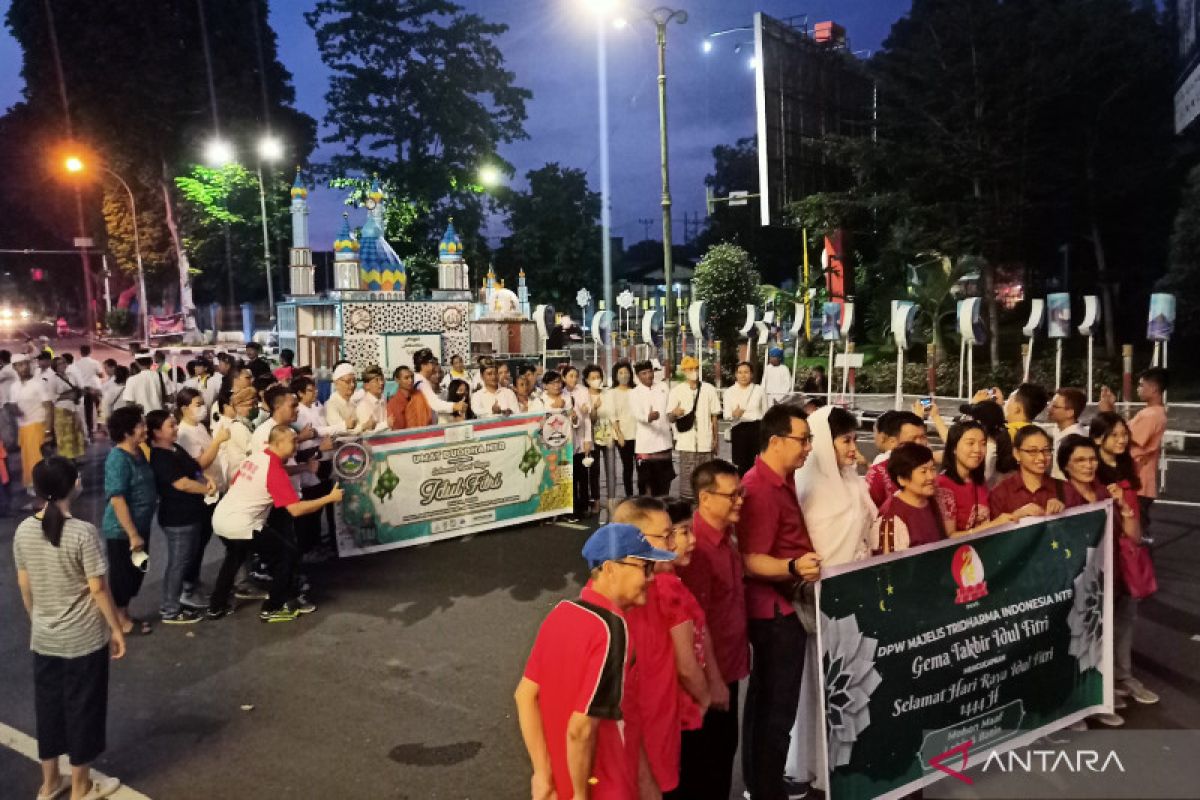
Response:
[184,357,219,414]
[629,359,674,497]
[354,366,389,433]
[0,349,17,405]
[121,355,167,412]
[13,354,52,497]
[471,357,518,418]
[762,347,793,406]
[668,356,722,500]
[70,344,105,437]
[412,348,464,425]
[1048,387,1088,480]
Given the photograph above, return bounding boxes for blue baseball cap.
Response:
[582,523,676,570]
[768,347,784,358]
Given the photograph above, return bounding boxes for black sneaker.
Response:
[234,585,269,601]
[292,595,317,614]
[259,606,300,623]
[784,778,810,799]
[205,606,234,620]
[161,609,203,625]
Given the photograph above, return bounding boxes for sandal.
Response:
[120,619,153,636]
[34,776,68,800]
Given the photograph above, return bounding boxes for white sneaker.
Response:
[1093,712,1125,727]
[1121,678,1160,705]
[1068,719,1088,731]
[80,776,121,800]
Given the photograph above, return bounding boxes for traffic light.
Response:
[31,268,44,281]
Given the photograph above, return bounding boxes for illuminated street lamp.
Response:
[63,155,149,345]
[203,138,236,167]
[479,164,503,188]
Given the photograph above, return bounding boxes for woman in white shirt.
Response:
[218,388,259,485]
[606,361,637,497]
[723,360,767,475]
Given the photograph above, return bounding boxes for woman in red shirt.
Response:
[937,420,1035,536]
[870,443,946,553]
[1089,414,1160,707]
[989,426,1066,518]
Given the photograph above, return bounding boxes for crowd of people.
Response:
[6,334,1172,800]
[516,367,1170,800]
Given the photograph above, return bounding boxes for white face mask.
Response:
[588,377,603,389]
[617,373,630,385]
[684,370,699,382]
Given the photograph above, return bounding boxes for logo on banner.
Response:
[333,441,371,482]
[952,545,989,604]
[539,411,570,449]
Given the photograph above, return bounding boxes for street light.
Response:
[203,138,236,167]
[478,164,503,188]
[63,155,150,345]
[255,135,284,321]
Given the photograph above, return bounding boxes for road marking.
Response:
[0,721,152,799]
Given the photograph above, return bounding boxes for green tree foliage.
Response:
[1161,164,1200,344]
[305,0,530,267]
[2,0,315,310]
[692,243,761,369]
[698,137,802,286]
[495,164,601,307]
[789,0,1176,362]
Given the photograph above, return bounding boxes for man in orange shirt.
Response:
[1100,367,1168,527]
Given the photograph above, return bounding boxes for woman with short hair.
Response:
[15,456,124,800]
[988,426,1066,518]
[101,406,156,636]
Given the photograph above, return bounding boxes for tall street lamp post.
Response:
[256,136,284,323]
[647,7,687,374]
[64,156,149,345]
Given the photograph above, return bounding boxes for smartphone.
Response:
[919,397,932,408]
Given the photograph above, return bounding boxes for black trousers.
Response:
[572,451,598,516]
[743,612,806,800]
[34,646,109,766]
[209,537,252,612]
[183,503,214,589]
[105,537,146,609]
[664,681,740,800]
[616,439,636,496]
[731,421,761,476]
[1138,496,1155,531]
[298,482,328,553]
[637,454,675,497]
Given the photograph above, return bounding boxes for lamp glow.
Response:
[64,156,84,173]
[203,139,236,167]
[257,136,284,162]
[702,40,713,53]
[479,164,502,187]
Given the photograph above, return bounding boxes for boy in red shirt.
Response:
[515,524,675,800]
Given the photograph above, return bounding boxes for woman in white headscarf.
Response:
[789,404,876,791]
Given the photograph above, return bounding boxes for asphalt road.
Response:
[1,339,1198,799]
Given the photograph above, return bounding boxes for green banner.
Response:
[817,504,1114,800]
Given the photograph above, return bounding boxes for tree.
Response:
[494,163,602,307]
[3,0,316,317]
[698,137,801,286]
[692,243,761,370]
[1160,164,1200,345]
[305,0,530,266]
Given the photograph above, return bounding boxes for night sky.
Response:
[0,0,912,249]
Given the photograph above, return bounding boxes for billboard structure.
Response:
[753,13,875,226]
[1177,0,1200,132]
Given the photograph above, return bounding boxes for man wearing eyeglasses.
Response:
[1047,387,1087,480]
[738,404,822,800]
[675,459,750,800]
[515,523,675,800]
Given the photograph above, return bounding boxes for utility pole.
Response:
[638,218,655,242]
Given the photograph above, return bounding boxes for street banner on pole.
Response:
[817,504,1113,800]
[333,412,574,556]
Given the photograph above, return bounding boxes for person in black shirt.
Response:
[146,410,216,624]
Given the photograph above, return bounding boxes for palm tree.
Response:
[905,253,981,360]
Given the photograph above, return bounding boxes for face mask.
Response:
[684,371,699,381]
[588,377,603,389]
[618,373,630,385]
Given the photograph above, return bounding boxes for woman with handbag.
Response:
[1057,433,1143,727]
[1091,413,1160,707]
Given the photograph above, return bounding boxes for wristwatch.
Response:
[787,557,800,578]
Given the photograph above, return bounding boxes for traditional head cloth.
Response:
[795,405,876,567]
[768,347,784,359]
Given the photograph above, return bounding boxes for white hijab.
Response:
[795,405,875,567]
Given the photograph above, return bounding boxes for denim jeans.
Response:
[743,611,807,800]
[160,522,202,616]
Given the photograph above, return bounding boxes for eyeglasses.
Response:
[705,487,746,500]
[776,434,814,445]
[646,531,677,548]
[613,559,655,577]
[1018,447,1053,457]
[1069,456,1099,465]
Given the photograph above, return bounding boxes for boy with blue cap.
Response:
[515,524,675,799]
[762,347,792,407]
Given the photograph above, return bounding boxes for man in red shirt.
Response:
[738,404,822,800]
[515,523,675,800]
[677,458,750,800]
[613,496,681,796]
